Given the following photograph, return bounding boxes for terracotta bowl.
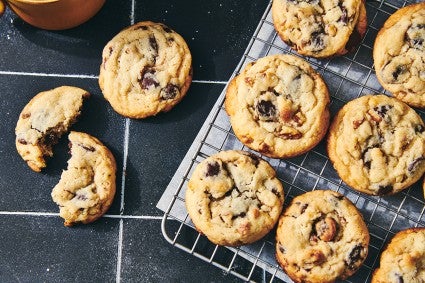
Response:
[3,0,105,30]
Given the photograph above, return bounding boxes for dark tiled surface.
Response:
[0,0,269,282]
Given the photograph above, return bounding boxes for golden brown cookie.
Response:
[185,150,284,246]
[51,131,116,226]
[225,54,330,158]
[373,3,425,108]
[276,190,369,283]
[327,94,425,195]
[272,0,367,58]
[372,227,425,283]
[15,86,90,172]
[99,21,192,118]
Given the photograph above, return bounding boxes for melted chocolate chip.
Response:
[162,25,173,33]
[392,65,407,81]
[374,105,392,118]
[281,132,303,140]
[310,30,324,50]
[256,100,276,119]
[395,274,404,283]
[408,156,425,172]
[415,124,424,133]
[231,212,246,220]
[206,161,220,177]
[339,6,348,24]
[139,67,160,89]
[247,153,260,166]
[149,35,158,53]
[160,84,179,100]
[346,245,364,270]
[377,185,393,195]
[267,87,281,96]
[271,188,281,198]
[79,143,95,152]
[76,194,88,201]
[18,138,27,145]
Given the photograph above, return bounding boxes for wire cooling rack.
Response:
[157,0,425,282]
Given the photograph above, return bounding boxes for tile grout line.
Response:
[0,71,228,84]
[116,2,136,282]
[0,211,162,220]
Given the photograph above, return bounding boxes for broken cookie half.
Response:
[15,86,90,172]
[51,131,116,226]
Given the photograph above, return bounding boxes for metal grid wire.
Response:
[160,0,425,282]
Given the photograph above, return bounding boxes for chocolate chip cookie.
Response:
[15,86,90,172]
[276,190,369,283]
[51,131,116,226]
[373,2,425,108]
[99,21,192,118]
[225,54,330,158]
[272,0,367,58]
[327,94,425,196]
[372,227,425,283]
[185,150,284,246]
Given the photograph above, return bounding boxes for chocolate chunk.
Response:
[21,113,31,119]
[392,65,407,81]
[271,188,281,198]
[267,87,281,96]
[160,84,180,100]
[415,124,424,133]
[231,212,246,220]
[408,156,425,172]
[339,6,348,23]
[297,202,308,214]
[78,143,95,152]
[278,244,285,254]
[149,35,158,53]
[374,105,392,118]
[256,100,276,120]
[76,194,88,201]
[162,25,173,33]
[395,274,404,283]
[247,153,260,166]
[377,185,393,195]
[206,161,220,177]
[346,245,364,270]
[139,67,160,89]
[310,30,324,50]
[18,138,27,145]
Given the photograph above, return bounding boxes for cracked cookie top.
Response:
[327,94,425,196]
[373,2,425,108]
[272,0,367,57]
[15,86,90,172]
[372,228,425,283]
[99,21,192,118]
[51,131,116,227]
[225,54,330,158]
[276,190,369,283]
[185,150,284,246]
